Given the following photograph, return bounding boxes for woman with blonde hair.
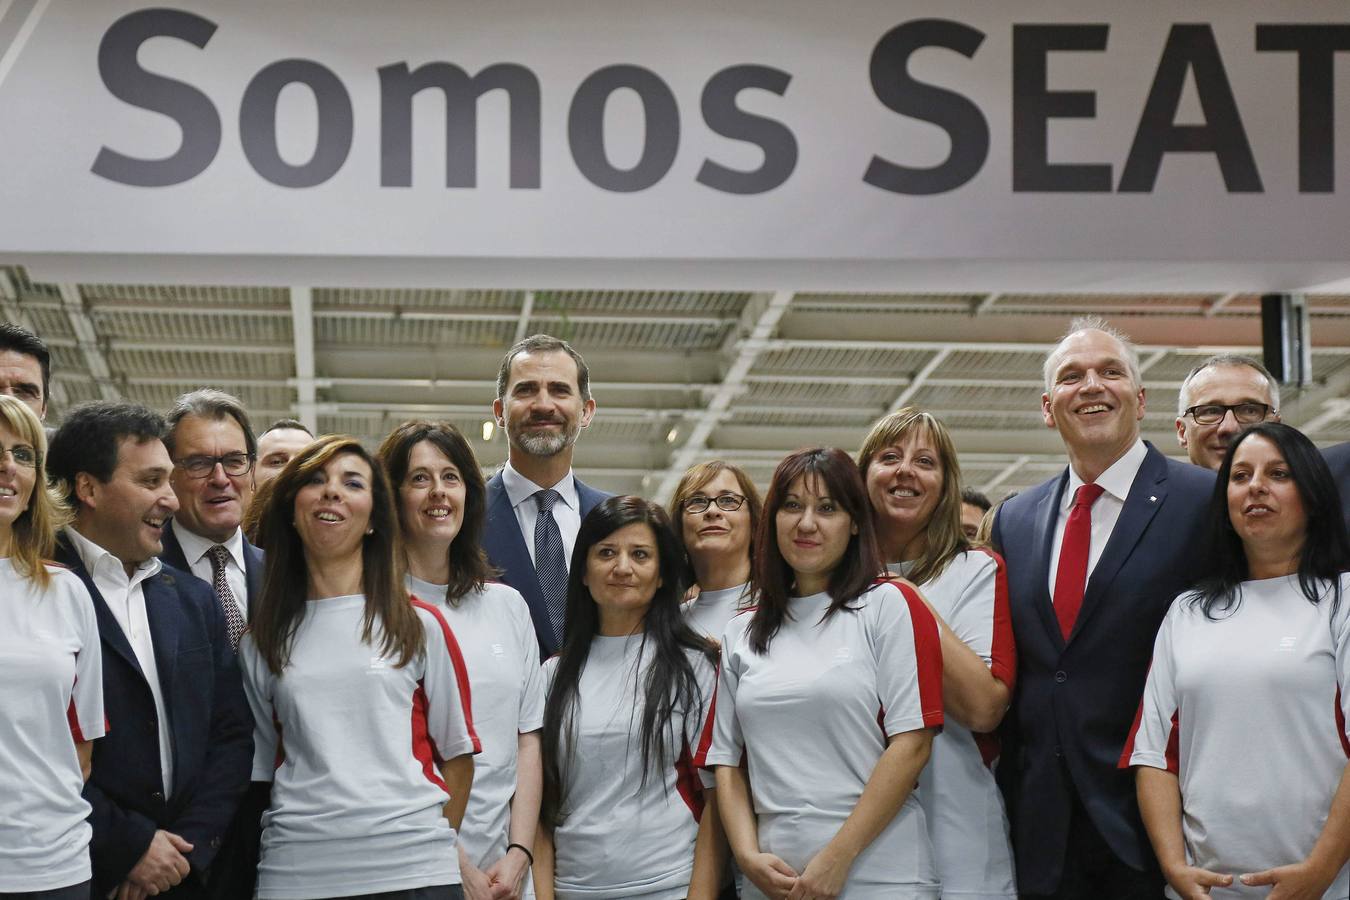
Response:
[241,434,480,900]
[0,395,106,899]
[858,408,1017,899]
[380,420,545,900]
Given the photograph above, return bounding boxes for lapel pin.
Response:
[1149,496,1157,503]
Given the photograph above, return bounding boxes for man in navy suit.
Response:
[992,317,1214,899]
[159,389,269,900]
[483,334,611,657]
[1326,441,1350,530]
[47,402,252,900]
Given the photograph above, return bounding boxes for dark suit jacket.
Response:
[1324,441,1350,531]
[57,537,253,897]
[483,469,611,658]
[991,442,1214,893]
[159,520,264,624]
[157,519,269,900]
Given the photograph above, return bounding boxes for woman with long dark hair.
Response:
[380,421,545,900]
[857,409,1016,898]
[0,395,105,900]
[240,435,480,900]
[671,460,763,642]
[701,447,944,900]
[535,495,719,900]
[1128,422,1350,898]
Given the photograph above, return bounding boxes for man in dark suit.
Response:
[483,334,611,657]
[1326,441,1350,530]
[160,389,268,900]
[992,317,1214,899]
[47,401,252,899]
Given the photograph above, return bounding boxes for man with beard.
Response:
[483,334,611,657]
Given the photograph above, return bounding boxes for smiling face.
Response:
[293,451,374,566]
[584,521,662,632]
[680,469,752,567]
[1226,434,1307,560]
[169,415,252,543]
[76,436,179,569]
[398,439,466,552]
[1042,329,1145,463]
[776,474,856,596]
[864,427,944,544]
[493,350,595,460]
[0,420,37,545]
[1177,364,1278,471]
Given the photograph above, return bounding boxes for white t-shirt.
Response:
[543,634,716,900]
[681,583,751,644]
[408,576,544,894]
[1126,573,1350,900]
[890,552,1017,900]
[0,560,106,892]
[240,595,481,899]
[701,582,945,900]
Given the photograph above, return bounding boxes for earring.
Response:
[366,527,374,536]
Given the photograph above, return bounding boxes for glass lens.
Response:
[683,496,711,514]
[1190,405,1224,424]
[6,445,37,467]
[220,453,252,475]
[1233,403,1269,424]
[713,493,746,511]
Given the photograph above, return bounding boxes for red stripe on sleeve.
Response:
[691,665,719,769]
[411,682,449,790]
[412,598,482,754]
[67,673,85,742]
[272,711,285,771]
[1336,688,1350,759]
[1164,711,1180,774]
[975,548,1017,692]
[674,739,706,822]
[1118,695,1146,768]
[896,582,944,729]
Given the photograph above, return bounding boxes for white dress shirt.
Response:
[65,526,175,795]
[172,523,249,619]
[1047,439,1148,600]
[500,461,582,569]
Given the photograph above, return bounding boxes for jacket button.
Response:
[1054,745,1063,757]
[210,836,222,849]
[150,791,164,803]
[1054,670,1067,683]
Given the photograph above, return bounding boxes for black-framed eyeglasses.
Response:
[175,452,254,479]
[1184,402,1272,426]
[682,493,746,514]
[0,444,38,469]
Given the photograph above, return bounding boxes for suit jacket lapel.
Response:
[243,540,264,622]
[1032,471,1070,650]
[144,573,181,691]
[1071,445,1168,641]
[159,521,191,572]
[56,537,148,684]
[484,475,545,604]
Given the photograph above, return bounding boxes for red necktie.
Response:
[1053,483,1105,640]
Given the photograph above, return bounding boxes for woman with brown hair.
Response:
[240,435,480,900]
[380,421,545,900]
[0,395,105,900]
[857,408,1016,900]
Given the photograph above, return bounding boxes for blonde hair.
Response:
[856,407,967,586]
[0,396,70,587]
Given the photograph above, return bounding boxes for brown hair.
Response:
[669,460,763,575]
[252,434,422,674]
[377,420,495,604]
[857,407,968,586]
[0,396,68,588]
[748,448,882,654]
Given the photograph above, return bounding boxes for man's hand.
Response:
[126,830,193,895]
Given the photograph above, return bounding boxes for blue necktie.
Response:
[533,489,568,646]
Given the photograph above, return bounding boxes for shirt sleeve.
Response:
[414,601,481,759]
[238,633,279,782]
[699,617,746,769]
[1331,575,1350,755]
[686,652,719,789]
[68,578,106,742]
[513,591,546,734]
[1122,601,1181,773]
[875,582,945,736]
[947,550,1017,690]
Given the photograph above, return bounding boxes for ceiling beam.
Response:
[1299,399,1350,434]
[979,455,1033,496]
[1203,292,1241,317]
[0,269,69,407]
[654,291,793,500]
[57,283,120,400]
[513,290,536,344]
[887,348,952,412]
[972,293,1003,315]
[289,286,317,432]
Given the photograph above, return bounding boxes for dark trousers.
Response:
[1020,794,1165,900]
[324,887,462,900]
[1,883,90,900]
[205,780,271,900]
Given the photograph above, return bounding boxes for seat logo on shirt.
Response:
[831,646,854,666]
[491,643,506,658]
[367,655,393,672]
[1278,636,1297,651]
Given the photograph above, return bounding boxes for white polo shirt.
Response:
[0,559,106,892]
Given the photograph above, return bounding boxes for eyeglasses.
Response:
[682,493,746,514]
[175,452,254,479]
[1184,402,1272,426]
[0,444,38,468]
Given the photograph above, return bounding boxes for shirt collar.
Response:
[65,524,163,587]
[501,460,579,512]
[172,521,246,571]
[1062,439,1148,511]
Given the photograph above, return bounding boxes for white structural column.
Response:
[57,283,119,400]
[0,269,68,406]
[289,286,318,432]
[514,290,537,343]
[887,347,952,412]
[654,291,794,500]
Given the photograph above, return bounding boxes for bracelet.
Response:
[506,842,534,866]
